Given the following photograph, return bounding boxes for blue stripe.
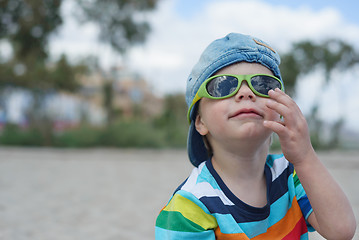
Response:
[200,191,294,237]
[155,226,215,240]
[200,196,270,223]
[214,192,299,238]
[265,153,284,168]
[269,192,292,225]
[238,192,291,238]
[298,196,312,218]
[239,217,270,238]
[269,169,289,204]
[212,213,245,234]
[211,192,299,238]
[196,165,222,190]
[295,183,307,200]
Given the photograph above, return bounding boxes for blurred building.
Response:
[1,66,163,130]
[78,66,163,121]
[109,66,163,118]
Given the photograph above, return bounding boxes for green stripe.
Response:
[293,172,301,188]
[156,210,206,232]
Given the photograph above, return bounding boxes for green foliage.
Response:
[51,55,87,91]
[76,0,157,53]
[100,120,166,148]
[0,92,190,148]
[0,0,63,60]
[153,94,188,147]
[280,39,359,94]
[1,0,158,59]
[0,124,44,146]
[279,53,301,96]
[54,125,103,148]
[292,40,359,79]
[0,55,85,91]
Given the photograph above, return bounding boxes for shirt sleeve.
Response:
[293,169,315,232]
[155,190,218,240]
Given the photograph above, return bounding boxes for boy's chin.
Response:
[232,126,272,142]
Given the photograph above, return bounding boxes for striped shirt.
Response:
[156,154,314,239]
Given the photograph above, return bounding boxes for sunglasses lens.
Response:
[206,76,238,97]
[251,75,281,95]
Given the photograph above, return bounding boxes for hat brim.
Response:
[187,103,209,167]
[187,120,209,167]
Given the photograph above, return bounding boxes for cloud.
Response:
[127,0,359,95]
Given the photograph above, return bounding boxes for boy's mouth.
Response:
[229,108,262,119]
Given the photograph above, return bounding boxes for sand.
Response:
[0,147,358,239]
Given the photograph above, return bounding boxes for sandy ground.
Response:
[0,147,358,240]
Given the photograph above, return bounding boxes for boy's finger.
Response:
[268,89,303,118]
[265,99,288,118]
[268,89,297,109]
[263,120,287,137]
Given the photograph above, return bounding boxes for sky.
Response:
[48,0,359,132]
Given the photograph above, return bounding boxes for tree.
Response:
[0,0,63,61]
[1,0,158,59]
[0,0,159,145]
[76,0,157,53]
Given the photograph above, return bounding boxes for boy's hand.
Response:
[264,88,357,239]
[263,88,315,166]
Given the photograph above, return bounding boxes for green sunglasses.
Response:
[187,74,284,122]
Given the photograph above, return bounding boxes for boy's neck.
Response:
[212,144,268,180]
[211,137,270,180]
[210,139,270,207]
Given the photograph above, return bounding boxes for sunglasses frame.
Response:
[187,74,284,122]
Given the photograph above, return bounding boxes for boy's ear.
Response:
[195,114,209,136]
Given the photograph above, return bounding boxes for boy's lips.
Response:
[229,108,263,119]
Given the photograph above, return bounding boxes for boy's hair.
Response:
[186,33,283,167]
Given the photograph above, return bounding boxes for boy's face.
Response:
[195,62,281,147]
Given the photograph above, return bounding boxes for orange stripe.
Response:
[252,197,304,240]
[214,197,307,239]
[215,227,249,240]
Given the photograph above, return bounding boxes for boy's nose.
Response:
[234,81,256,101]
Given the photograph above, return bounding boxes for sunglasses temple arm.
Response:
[187,94,202,123]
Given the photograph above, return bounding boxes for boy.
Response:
[155,33,356,239]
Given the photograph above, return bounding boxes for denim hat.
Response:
[186,33,282,167]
